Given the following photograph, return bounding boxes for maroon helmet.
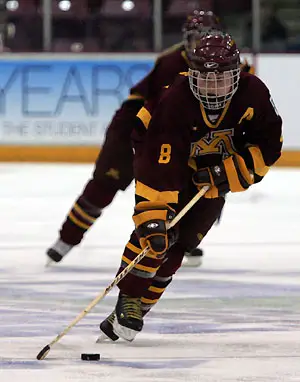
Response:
[182,10,222,56]
[188,31,241,110]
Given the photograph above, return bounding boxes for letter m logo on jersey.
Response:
[191,129,236,159]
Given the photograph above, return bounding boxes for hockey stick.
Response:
[36,185,209,360]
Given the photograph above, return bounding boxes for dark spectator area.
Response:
[0,0,299,52]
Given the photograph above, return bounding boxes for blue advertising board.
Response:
[0,55,154,145]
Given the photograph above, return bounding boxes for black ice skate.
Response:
[97,311,119,342]
[46,239,73,265]
[113,293,143,341]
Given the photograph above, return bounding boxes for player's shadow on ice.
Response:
[101,358,206,369]
[0,359,47,369]
[45,266,117,275]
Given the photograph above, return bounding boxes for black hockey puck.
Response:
[81,353,100,361]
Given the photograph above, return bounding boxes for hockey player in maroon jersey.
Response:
[46,10,222,267]
[99,31,282,342]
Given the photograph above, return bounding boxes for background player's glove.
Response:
[193,154,254,198]
[240,59,255,74]
[133,201,176,258]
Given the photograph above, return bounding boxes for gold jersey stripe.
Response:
[248,146,270,177]
[148,286,166,294]
[73,203,96,224]
[122,254,159,273]
[141,297,160,305]
[68,211,90,230]
[188,157,197,171]
[127,232,168,260]
[238,107,254,124]
[137,107,152,129]
[136,181,179,204]
[126,242,141,254]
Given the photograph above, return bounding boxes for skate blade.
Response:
[96,333,109,344]
[95,332,113,343]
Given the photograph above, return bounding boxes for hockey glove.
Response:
[133,201,176,258]
[240,59,255,75]
[193,154,254,198]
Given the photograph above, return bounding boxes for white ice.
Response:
[0,164,300,382]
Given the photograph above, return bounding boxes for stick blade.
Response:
[36,344,51,360]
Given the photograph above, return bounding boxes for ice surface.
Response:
[1,164,300,382]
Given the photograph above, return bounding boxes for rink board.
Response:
[0,145,298,166]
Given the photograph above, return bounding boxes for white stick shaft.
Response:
[168,185,210,229]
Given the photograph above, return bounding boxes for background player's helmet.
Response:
[182,10,222,57]
[188,31,241,110]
